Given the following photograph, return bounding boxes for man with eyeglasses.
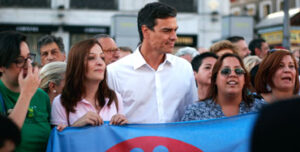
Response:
[94,34,120,65]
[37,35,66,66]
[0,31,51,152]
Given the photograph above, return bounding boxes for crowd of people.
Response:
[0,2,299,152]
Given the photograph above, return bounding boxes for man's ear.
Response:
[141,25,150,40]
[48,81,56,92]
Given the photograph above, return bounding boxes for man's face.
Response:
[40,42,65,66]
[259,42,270,59]
[98,37,120,65]
[144,17,178,54]
[235,40,250,59]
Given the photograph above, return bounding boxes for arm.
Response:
[8,61,40,128]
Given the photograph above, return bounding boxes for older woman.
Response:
[51,39,127,130]
[182,53,265,121]
[39,61,66,104]
[255,50,299,103]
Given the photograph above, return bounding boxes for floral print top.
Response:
[181,98,266,121]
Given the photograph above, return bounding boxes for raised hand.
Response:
[18,60,40,97]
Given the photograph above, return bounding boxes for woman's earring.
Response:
[53,90,57,93]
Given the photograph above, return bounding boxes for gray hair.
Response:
[39,61,66,93]
[243,55,262,72]
[175,47,199,58]
[37,35,65,54]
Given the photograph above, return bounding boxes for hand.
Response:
[72,111,103,127]
[57,124,67,132]
[109,114,128,125]
[18,60,40,97]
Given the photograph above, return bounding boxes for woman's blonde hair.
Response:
[39,61,66,93]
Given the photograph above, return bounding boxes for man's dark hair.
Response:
[248,38,266,55]
[226,36,245,43]
[0,115,21,148]
[137,2,177,42]
[191,52,218,72]
[37,35,65,54]
[0,31,27,76]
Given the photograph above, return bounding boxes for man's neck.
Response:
[140,43,166,70]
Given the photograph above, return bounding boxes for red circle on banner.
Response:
[107,136,203,152]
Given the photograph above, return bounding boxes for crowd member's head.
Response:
[192,52,218,86]
[94,34,120,65]
[255,50,299,102]
[118,46,132,58]
[248,38,269,59]
[37,35,66,66]
[209,40,238,57]
[227,36,251,59]
[0,31,35,82]
[39,61,66,104]
[251,97,300,152]
[175,47,199,62]
[61,38,117,115]
[192,52,218,100]
[243,55,262,72]
[138,2,177,54]
[0,116,21,152]
[208,53,252,104]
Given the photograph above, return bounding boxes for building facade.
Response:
[0,0,230,60]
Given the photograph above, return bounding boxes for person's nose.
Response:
[170,31,177,41]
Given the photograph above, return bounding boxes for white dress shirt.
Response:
[107,47,198,123]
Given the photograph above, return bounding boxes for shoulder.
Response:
[108,54,134,70]
[52,95,64,109]
[33,88,50,103]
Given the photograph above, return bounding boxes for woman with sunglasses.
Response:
[255,50,299,103]
[182,53,265,121]
[51,39,127,130]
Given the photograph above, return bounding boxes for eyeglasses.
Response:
[14,53,36,68]
[220,68,245,76]
[103,48,120,54]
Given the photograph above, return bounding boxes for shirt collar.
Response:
[133,46,175,70]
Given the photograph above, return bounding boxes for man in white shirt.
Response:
[107,2,198,123]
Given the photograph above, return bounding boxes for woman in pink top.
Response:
[51,39,127,130]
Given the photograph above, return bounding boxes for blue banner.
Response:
[46,113,258,152]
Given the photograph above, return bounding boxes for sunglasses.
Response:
[220,68,245,76]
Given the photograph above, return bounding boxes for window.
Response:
[259,1,272,19]
[277,0,284,11]
[0,0,50,8]
[159,0,197,13]
[70,0,118,10]
[231,7,241,16]
[246,4,256,16]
